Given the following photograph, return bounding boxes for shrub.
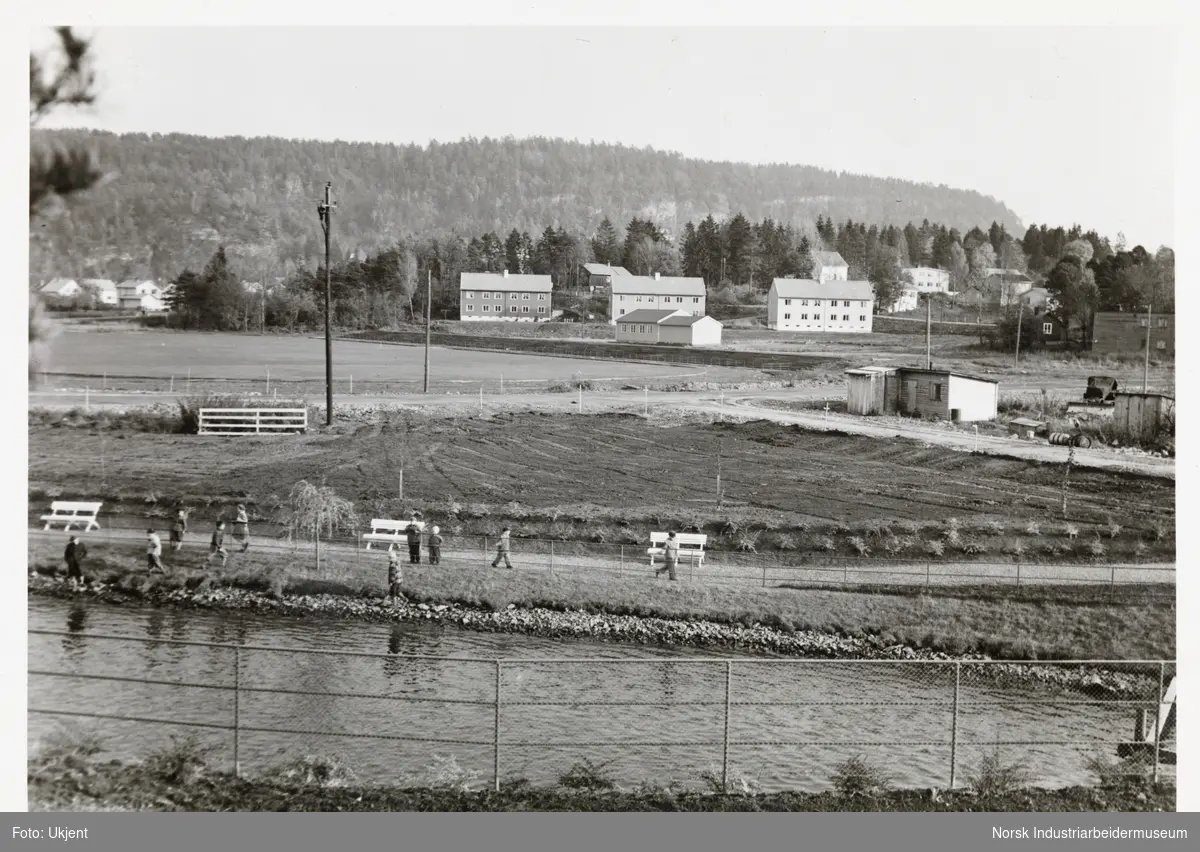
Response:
[1151,521,1169,543]
[1106,520,1122,540]
[1025,521,1041,537]
[832,521,851,535]
[1084,752,1155,788]
[142,734,216,786]
[269,754,358,788]
[926,540,945,557]
[1133,541,1149,561]
[944,528,962,548]
[465,503,491,519]
[831,755,891,798]
[945,517,961,534]
[558,758,618,792]
[700,766,762,795]
[986,520,1005,536]
[968,746,1033,797]
[502,502,529,520]
[818,536,837,553]
[1088,538,1107,558]
[735,531,761,553]
[883,537,903,557]
[899,519,922,536]
[406,753,482,792]
[848,536,871,557]
[960,539,985,556]
[775,533,798,551]
[1008,541,1027,558]
[792,520,812,534]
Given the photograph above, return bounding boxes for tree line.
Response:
[155,210,1173,347]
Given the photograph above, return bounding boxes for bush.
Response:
[1088,538,1107,558]
[558,758,618,792]
[925,540,945,557]
[735,531,761,553]
[818,536,837,553]
[968,746,1033,797]
[831,755,891,798]
[1084,752,1156,789]
[775,533,798,551]
[269,754,358,788]
[848,536,871,557]
[1025,521,1041,537]
[142,734,216,786]
[986,520,1005,536]
[1106,520,1122,540]
[960,539,986,556]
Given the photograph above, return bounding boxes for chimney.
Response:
[654,272,661,280]
[503,270,509,278]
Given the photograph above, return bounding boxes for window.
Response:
[801,299,809,306]
[464,291,474,298]
[1139,318,1149,327]
[522,305,529,313]
[522,293,530,300]
[481,305,489,312]
[510,305,518,312]
[801,314,808,320]
[693,297,700,303]
[784,313,791,320]
[844,300,851,307]
[465,304,473,312]
[619,308,626,315]
[693,311,699,317]
[538,293,546,301]
[1043,322,1053,334]
[842,314,849,321]
[785,299,792,305]
[636,296,643,302]
[860,301,866,307]
[619,295,625,301]
[859,315,866,322]
[1156,340,1166,350]
[933,383,944,402]
[1157,318,1168,328]
[538,306,546,314]
[510,292,518,300]
[677,297,684,303]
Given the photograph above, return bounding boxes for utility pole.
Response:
[424,269,432,393]
[1143,304,1152,392]
[925,295,932,369]
[317,182,337,426]
[1013,301,1023,368]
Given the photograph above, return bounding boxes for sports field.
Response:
[43,330,752,385]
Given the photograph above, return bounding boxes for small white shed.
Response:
[659,315,723,346]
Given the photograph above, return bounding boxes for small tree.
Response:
[278,480,359,571]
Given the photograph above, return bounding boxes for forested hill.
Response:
[30,130,1023,281]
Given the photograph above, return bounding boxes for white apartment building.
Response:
[767,278,874,333]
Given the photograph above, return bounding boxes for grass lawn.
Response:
[27,537,1175,661]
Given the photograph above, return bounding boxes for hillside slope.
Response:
[30,130,1023,279]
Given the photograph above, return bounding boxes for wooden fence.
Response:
[197,408,308,435]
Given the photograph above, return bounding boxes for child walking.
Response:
[428,525,443,565]
[208,521,229,568]
[387,544,407,608]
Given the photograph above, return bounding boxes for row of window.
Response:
[1137,317,1171,328]
[782,299,866,307]
[782,314,867,322]
[465,305,547,314]
[462,291,547,300]
[619,295,702,303]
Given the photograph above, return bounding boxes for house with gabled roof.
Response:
[581,263,632,289]
[614,308,723,346]
[811,251,850,283]
[460,270,554,322]
[767,278,874,333]
[609,273,706,323]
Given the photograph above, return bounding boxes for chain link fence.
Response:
[28,628,1176,794]
[28,518,1175,597]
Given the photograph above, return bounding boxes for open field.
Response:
[28,413,1175,544]
[38,328,762,389]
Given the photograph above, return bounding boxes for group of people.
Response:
[380,516,516,607]
[145,504,252,571]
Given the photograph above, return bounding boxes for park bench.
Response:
[41,501,104,532]
[647,532,708,568]
[363,518,425,550]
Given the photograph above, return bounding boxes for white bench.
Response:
[41,501,104,532]
[363,519,425,550]
[647,532,708,568]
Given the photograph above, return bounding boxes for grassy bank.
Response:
[27,538,1175,660]
[28,740,1173,812]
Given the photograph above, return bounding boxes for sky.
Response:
[32,25,1177,249]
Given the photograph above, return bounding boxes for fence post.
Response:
[1154,662,1164,784]
[494,660,502,793]
[549,540,554,576]
[949,662,960,789]
[233,645,241,778]
[1109,564,1116,601]
[722,660,732,792]
[926,561,931,588]
[761,564,767,588]
[255,410,261,434]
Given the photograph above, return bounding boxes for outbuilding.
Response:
[844,365,1000,422]
[615,309,723,345]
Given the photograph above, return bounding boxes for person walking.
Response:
[64,535,88,588]
[387,544,406,608]
[207,521,229,568]
[405,514,422,564]
[146,529,165,573]
[428,525,443,565]
[233,504,250,553]
[654,531,680,581]
[169,508,188,553]
[491,527,514,570]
